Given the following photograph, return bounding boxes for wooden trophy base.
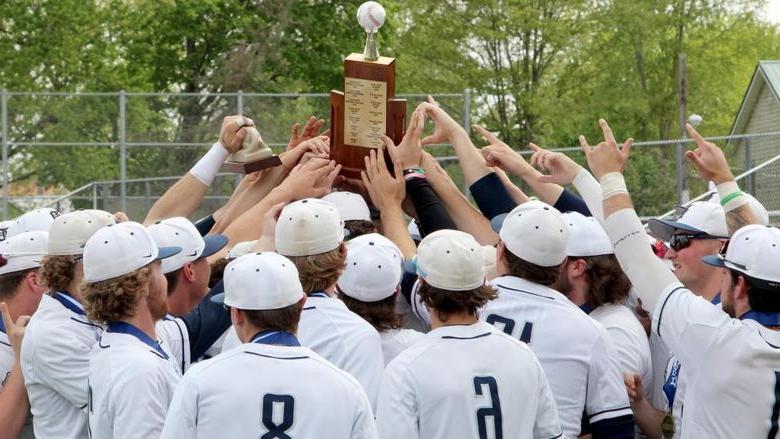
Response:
[222,155,283,174]
[330,53,406,179]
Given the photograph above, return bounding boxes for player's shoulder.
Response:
[301,348,369,393]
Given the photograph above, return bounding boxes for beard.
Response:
[554,274,574,297]
[147,285,168,321]
[721,285,736,318]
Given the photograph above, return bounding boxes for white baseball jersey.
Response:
[297,293,384,409]
[20,292,190,439]
[21,293,102,439]
[652,282,780,438]
[0,327,14,390]
[88,322,181,439]
[482,276,633,437]
[376,322,562,439]
[157,314,191,374]
[161,332,378,439]
[380,328,424,366]
[590,303,652,395]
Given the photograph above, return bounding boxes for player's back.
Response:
[161,342,377,439]
[376,321,561,439]
[482,275,631,437]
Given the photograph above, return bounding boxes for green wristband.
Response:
[720,191,743,206]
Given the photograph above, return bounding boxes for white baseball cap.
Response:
[147,217,228,274]
[648,201,728,242]
[498,200,570,267]
[275,199,344,257]
[212,252,304,310]
[226,240,258,260]
[0,220,13,242]
[349,233,404,261]
[83,222,181,283]
[48,210,116,256]
[416,229,485,291]
[0,231,49,275]
[321,191,371,221]
[562,212,613,257]
[6,208,60,238]
[702,225,780,290]
[338,238,403,302]
[481,245,498,281]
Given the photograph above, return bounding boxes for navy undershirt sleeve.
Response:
[469,172,518,220]
[178,280,231,359]
[406,177,456,238]
[194,215,216,237]
[553,188,592,216]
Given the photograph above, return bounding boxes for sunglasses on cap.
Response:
[669,234,720,252]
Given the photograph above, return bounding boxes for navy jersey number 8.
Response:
[474,376,503,439]
[261,394,294,439]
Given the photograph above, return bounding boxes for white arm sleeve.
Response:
[376,363,419,439]
[572,168,605,224]
[160,374,198,439]
[604,209,679,312]
[533,359,563,439]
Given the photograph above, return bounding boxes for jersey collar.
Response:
[0,315,5,334]
[52,291,86,316]
[106,321,169,359]
[250,329,300,347]
[739,310,780,327]
[306,291,329,298]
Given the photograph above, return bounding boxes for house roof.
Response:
[729,60,780,135]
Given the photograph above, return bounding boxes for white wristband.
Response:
[599,172,628,200]
[715,180,748,213]
[190,142,229,186]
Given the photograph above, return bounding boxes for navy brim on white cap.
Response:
[158,246,182,260]
[210,291,227,305]
[200,234,228,259]
[647,219,712,242]
[700,254,727,269]
[490,213,508,233]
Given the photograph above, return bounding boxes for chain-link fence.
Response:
[3,91,780,222]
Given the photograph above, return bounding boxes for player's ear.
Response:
[182,262,196,282]
[735,274,751,301]
[230,307,242,327]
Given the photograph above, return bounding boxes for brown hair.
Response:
[729,270,780,313]
[0,269,35,301]
[83,267,150,324]
[345,220,377,240]
[286,243,347,293]
[40,255,78,292]
[337,291,404,332]
[417,281,498,323]
[582,255,632,306]
[241,300,304,333]
[502,249,562,286]
[209,258,228,288]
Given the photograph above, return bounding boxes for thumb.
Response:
[621,138,633,159]
[15,315,31,327]
[685,150,705,168]
[420,135,435,146]
[528,142,544,153]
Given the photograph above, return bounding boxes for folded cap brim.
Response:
[490,213,508,233]
[210,292,226,305]
[647,219,707,242]
[200,234,228,259]
[157,246,182,260]
[701,254,727,268]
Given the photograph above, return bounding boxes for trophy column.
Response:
[330,54,406,179]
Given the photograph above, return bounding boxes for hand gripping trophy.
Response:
[223,117,282,174]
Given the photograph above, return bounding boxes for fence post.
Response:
[463,88,471,137]
[119,91,127,213]
[92,183,98,209]
[1,90,8,220]
[744,138,753,194]
[144,179,151,213]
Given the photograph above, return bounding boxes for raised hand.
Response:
[253,201,287,253]
[579,119,633,179]
[623,373,645,404]
[279,135,330,171]
[219,115,255,154]
[419,96,464,145]
[388,108,425,169]
[287,116,326,151]
[528,143,583,185]
[0,302,30,358]
[474,125,534,177]
[361,143,405,213]
[278,158,341,200]
[684,124,734,184]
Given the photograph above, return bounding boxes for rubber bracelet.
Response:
[403,167,425,175]
[719,191,743,206]
[599,172,628,200]
[404,172,427,181]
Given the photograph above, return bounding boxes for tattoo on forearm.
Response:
[725,204,758,234]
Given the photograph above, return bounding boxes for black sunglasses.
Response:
[669,234,718,251]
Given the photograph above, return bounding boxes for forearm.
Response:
[212,188,289,260]
[144,174,209,225]
[379,205,417,260]
[449,127,493,186]
[425,167,498,245]
[406,178,456,238]
[495,169,530,205]
[572,168,604,223]
[0,363,30,438]
[629,398,664,439]
[716,180,758,234]
[211,167,287,233]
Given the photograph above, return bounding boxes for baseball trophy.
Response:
[329,1,406,178]
[222,123,283,174]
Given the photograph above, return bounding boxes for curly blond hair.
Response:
[82,267,150,324]
[287,243,347,293]
[40,255,78,292]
